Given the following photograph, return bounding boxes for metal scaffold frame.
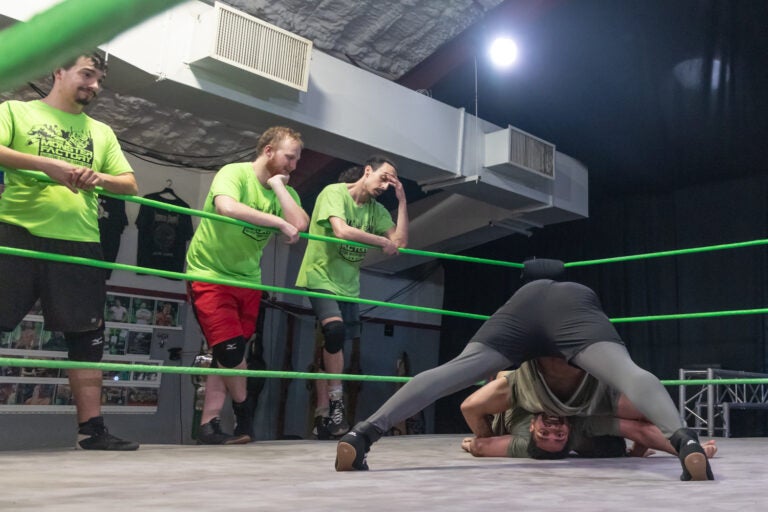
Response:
[679,368,768,437]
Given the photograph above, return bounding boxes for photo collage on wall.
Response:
[0,295,174,412]
[0,360,161,409]
[105,293,183,329]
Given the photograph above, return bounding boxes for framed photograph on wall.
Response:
[54,384,74,406]
[105,327,130,356]
[126,331,153,357]
[40,330,68,352]
[16,383,55,406]
[127,387,159,407]
[0,383,18,405]
[8,320,43,350]
[102,386,126,406]
[105,294,131,323]
[131,298,155,325]
[153,301,180,327]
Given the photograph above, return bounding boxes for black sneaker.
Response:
[328,398,350,436]
[335,421,382,471]
[312,415,332,440]
[336,430,369,471]
[197,417,250,445]
[77,416,139,451]
[670,428,715,481]
[232,398,255,442]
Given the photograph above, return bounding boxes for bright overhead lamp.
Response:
[488,37,518,69]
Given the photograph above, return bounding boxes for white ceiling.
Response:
[219,0,504,80]
[2,0,505,174]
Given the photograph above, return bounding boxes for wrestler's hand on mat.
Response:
[627,442,654,457]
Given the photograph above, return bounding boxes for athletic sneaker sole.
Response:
[335,441,360,471]
[683,452,710,481]
[224,434,252,445]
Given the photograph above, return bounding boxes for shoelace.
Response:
[330,402,344,424]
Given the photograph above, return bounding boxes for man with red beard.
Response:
[187,126,308,444]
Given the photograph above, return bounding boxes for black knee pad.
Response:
[65,329,105,362]
[211,336,246,368]
[322,321,345,354]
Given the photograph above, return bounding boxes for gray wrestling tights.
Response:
[571,341,683,438]
[367,342,512,433]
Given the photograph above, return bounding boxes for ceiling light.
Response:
[488,37,518,69]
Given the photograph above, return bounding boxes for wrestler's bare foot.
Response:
[461,437,474,452]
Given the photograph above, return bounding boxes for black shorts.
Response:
[471,280,624,364]
[0,222,106,332]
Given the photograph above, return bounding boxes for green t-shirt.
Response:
[0,100,133,242]
[492,361,621,457]
[186,162,301,282]
[295,183,395,297]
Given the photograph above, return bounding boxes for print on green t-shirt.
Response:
[0,100,132,242]
[296,183,395,297]
[186,162,302,282]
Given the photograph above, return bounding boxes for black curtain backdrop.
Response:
[435,173,768,433]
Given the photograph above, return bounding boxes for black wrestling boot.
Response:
[77,416,139,451]
[670,428,714,481]
[335,421,382,471]
[232,398,255,441]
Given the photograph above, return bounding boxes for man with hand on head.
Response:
[297,155,409,437]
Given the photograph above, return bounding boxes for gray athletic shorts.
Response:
[0,222,106,332]
[307,289,362,339]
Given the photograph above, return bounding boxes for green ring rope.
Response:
[0,357,410,383]
[8,170,768,270]
[4,244,768,325]
[4,168,523,270]
[1,357,766,388]
[0,0,186,92]
[565,239,768,267]
[0,245,490,321]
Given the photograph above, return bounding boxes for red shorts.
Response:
[188,282,262,348]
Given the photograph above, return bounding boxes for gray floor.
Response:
[1,435,764,511]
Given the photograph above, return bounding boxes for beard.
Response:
[74,88,96,106]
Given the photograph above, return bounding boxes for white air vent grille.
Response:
[204,2,312,92]
[485,126,555,182]
[508,127,554,178]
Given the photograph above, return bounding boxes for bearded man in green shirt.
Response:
[187,126,308,444]
[0,52,139,450]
